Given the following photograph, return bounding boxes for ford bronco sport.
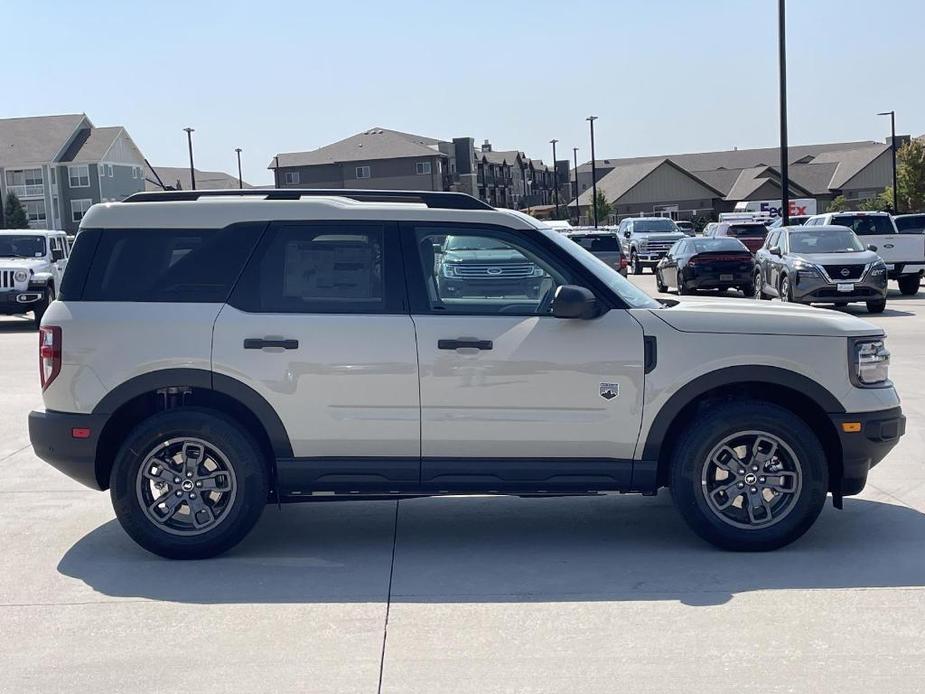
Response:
[29,190,905,558]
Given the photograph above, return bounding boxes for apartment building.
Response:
[0,114,146,232]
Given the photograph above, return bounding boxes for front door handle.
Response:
[438,338,493,351]
[244,338,299,350]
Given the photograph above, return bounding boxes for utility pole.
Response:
[587,116,599,228]
[777,0,790,225]
[550,139,560,219]
[235,148,243,189]
[183,127,196,190]
[572,147,580,223]
[877,110,898,213]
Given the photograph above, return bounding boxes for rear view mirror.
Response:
[868,244,878,252]
[551,285,598,319]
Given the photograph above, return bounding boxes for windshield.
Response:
[444,235,510,251]
[831,214,895,236]
[571,235,620,251]
[789,229,864,253]
[727,224,768,239]
[0,235,45,258]
[691,238,748,253]
[634,219,679,233]
[540,226,661,309]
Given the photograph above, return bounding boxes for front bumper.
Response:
[0,289,45,313]
[636,252,669,264]
[792,271,887,304]
[28,409,109,490]
[829,406,905,496]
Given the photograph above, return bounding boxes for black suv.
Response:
[754,225,888,313]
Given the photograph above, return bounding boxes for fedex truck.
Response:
[734,198,817,219]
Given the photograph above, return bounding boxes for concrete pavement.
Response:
[1,279,924,693]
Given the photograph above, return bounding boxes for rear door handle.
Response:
[438,338,493,351]
[244,338,299,350]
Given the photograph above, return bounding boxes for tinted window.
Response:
[691,238,748,253]
[415,227,570,316]
[789,229,864,253]
[233,224,387,313]
[571,234,620,251]
[727,224,769,239]
[81,224,263,302]
[831,214,895,236]
[895,215,925,234]
[58,229,101,300]
[633,219,678,233]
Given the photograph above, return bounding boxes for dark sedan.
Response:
[656,237,755,295]
[753,225,888,313]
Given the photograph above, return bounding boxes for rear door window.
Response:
[80,223,265,302]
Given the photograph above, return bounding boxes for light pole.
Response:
[777,0,790,225]
[587,116,598,227]
[550,139,560,219]
[877,111,898,213]
[183,127,196,190]
[572,147,580,223]
[235,148,243,189]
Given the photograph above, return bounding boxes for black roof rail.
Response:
[122,188,494,210]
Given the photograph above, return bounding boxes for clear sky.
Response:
[4,0,922,185]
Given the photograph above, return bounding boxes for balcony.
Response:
[6,184,45,199]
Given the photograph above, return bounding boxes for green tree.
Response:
[592,190,612,223]
[897,139,925,212]
[826,195,850,212]
[858,188,893,212]
[2,192,29,229]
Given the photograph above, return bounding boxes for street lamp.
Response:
[587,116,599,228]
[777,0,790,225]
[235,147,243,189]
[877,111,898,213]
[572,147,580,223]
[550,139,560,219]
[183,127,196,191]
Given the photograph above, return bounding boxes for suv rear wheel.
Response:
[669,400,828,551]
[33,285,54,329]
[110,408,269,559]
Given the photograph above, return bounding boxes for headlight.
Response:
[531,266,546,277]
[636,240,648,251]
[850,338,891,387]
[441,263,458,278]
[13,270,29,283]
[869,263,887,277]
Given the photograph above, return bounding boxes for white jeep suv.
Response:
[29,190,906,558]
[0,229,69,327]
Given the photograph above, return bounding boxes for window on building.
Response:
[24,199,47,225]
[416,161,432,175]
[49,169,56,185]
[71,198,93,223]
[69,165,90,188]
[105,164,114,177]
[356,166,371,179]
[284,171,300,185]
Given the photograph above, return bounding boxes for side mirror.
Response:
[551,285,598,319]
[769,246,782,257]
[432,242,443,253]
[51,248,65,261]
[867,244,878,252]
[623,231,631,239]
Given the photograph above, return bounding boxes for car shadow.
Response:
[57,492,925,607]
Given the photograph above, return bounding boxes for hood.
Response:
[790,250,879,266]
[637,232,686,241]
[443,249,529,263]
[653,297,882,337]
[0,257,48,271]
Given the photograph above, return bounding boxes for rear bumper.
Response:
[829,406,905,496]
[28,409,108,490]
[683,270,754,289]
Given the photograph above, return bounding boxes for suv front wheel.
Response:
[110,409,269,559]
[669,400,828,551]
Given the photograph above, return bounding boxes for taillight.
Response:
[39,326,61,391]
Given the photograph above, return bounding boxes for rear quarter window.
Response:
[79,223,265,302]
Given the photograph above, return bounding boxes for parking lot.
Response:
[2,279,924,693]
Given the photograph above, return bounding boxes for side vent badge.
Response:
[599,383,619,400]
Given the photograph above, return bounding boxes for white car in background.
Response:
[0,229,69,327]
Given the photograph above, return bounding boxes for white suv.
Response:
[804,211,925,295]
[29,190,906,558]
[0,229,69,327]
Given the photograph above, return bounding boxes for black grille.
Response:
[823,264,864,281]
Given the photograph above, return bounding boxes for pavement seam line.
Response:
[0,444,31,463]
[377,499,400,694]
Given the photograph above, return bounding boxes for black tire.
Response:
[631,251,643,275]
[779,275,793,303]
[677,281,691,295]
[753,271,767,300]
[740,284,754,298]
[670,400,828,551]
[655,271,669,293]
[866,299,887,314]
[898,274,920,296]
[32,285,54,329]
[110,408,269,559]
